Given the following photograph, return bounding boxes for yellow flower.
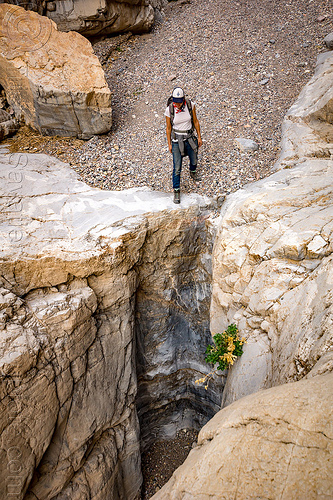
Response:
[227,342,235,352]
[223,352,237,365]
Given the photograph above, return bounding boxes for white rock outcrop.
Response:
[0,4,112,139]
[210,155,333,406]
[276,50,333,168]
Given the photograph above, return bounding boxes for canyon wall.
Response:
[135,209,223,450]
[211,49,333,407]
[0,149,220,499]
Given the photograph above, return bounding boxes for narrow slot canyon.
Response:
[133,211,225,496]
[135,209,224,449]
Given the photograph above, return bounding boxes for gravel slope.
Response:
[5,0,332,201]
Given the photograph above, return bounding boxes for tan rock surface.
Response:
[152,373,333,500]
[0,4,112,138]
[47,0,167,37]
[0,146,215,499]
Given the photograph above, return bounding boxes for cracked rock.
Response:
[0,4,112,139]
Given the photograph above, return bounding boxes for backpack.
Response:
[167,94,193,129]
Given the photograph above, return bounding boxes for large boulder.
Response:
[46,0,167,37]
[152,373,333,500]
[0,4,112,139]
[0,0,168,36]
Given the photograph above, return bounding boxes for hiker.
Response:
[165,87,203,204]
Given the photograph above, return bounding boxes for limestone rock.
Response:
[152,373,333,500]
[211,157,333,405]
[275,50,333,168]
[0,147,217,499]
[0,4,112,139]
[1,0,168,36]
[234,137,259,152]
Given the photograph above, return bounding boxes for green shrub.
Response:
[196,324,246,389]
[205,323,245,371]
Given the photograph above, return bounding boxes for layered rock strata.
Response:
[0,4,112,139]
[0,148,219,499]
[135,209,223,450]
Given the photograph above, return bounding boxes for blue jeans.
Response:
[172,139,198,190]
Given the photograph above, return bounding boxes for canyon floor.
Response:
[3,0,332,498]
[141,429,198,499]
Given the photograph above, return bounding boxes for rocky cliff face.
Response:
[0,0,167,36]
[135,210,223,450]
[0,148,220,499]
[211,50,333,407]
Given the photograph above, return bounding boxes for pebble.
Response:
[234,138,259,153]
[324,32,333,49]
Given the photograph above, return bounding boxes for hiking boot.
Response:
[173,189,180,204]
[190,170,198,181]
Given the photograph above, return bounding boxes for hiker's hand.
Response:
[168,143,172,154]
[198,137,203,148]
